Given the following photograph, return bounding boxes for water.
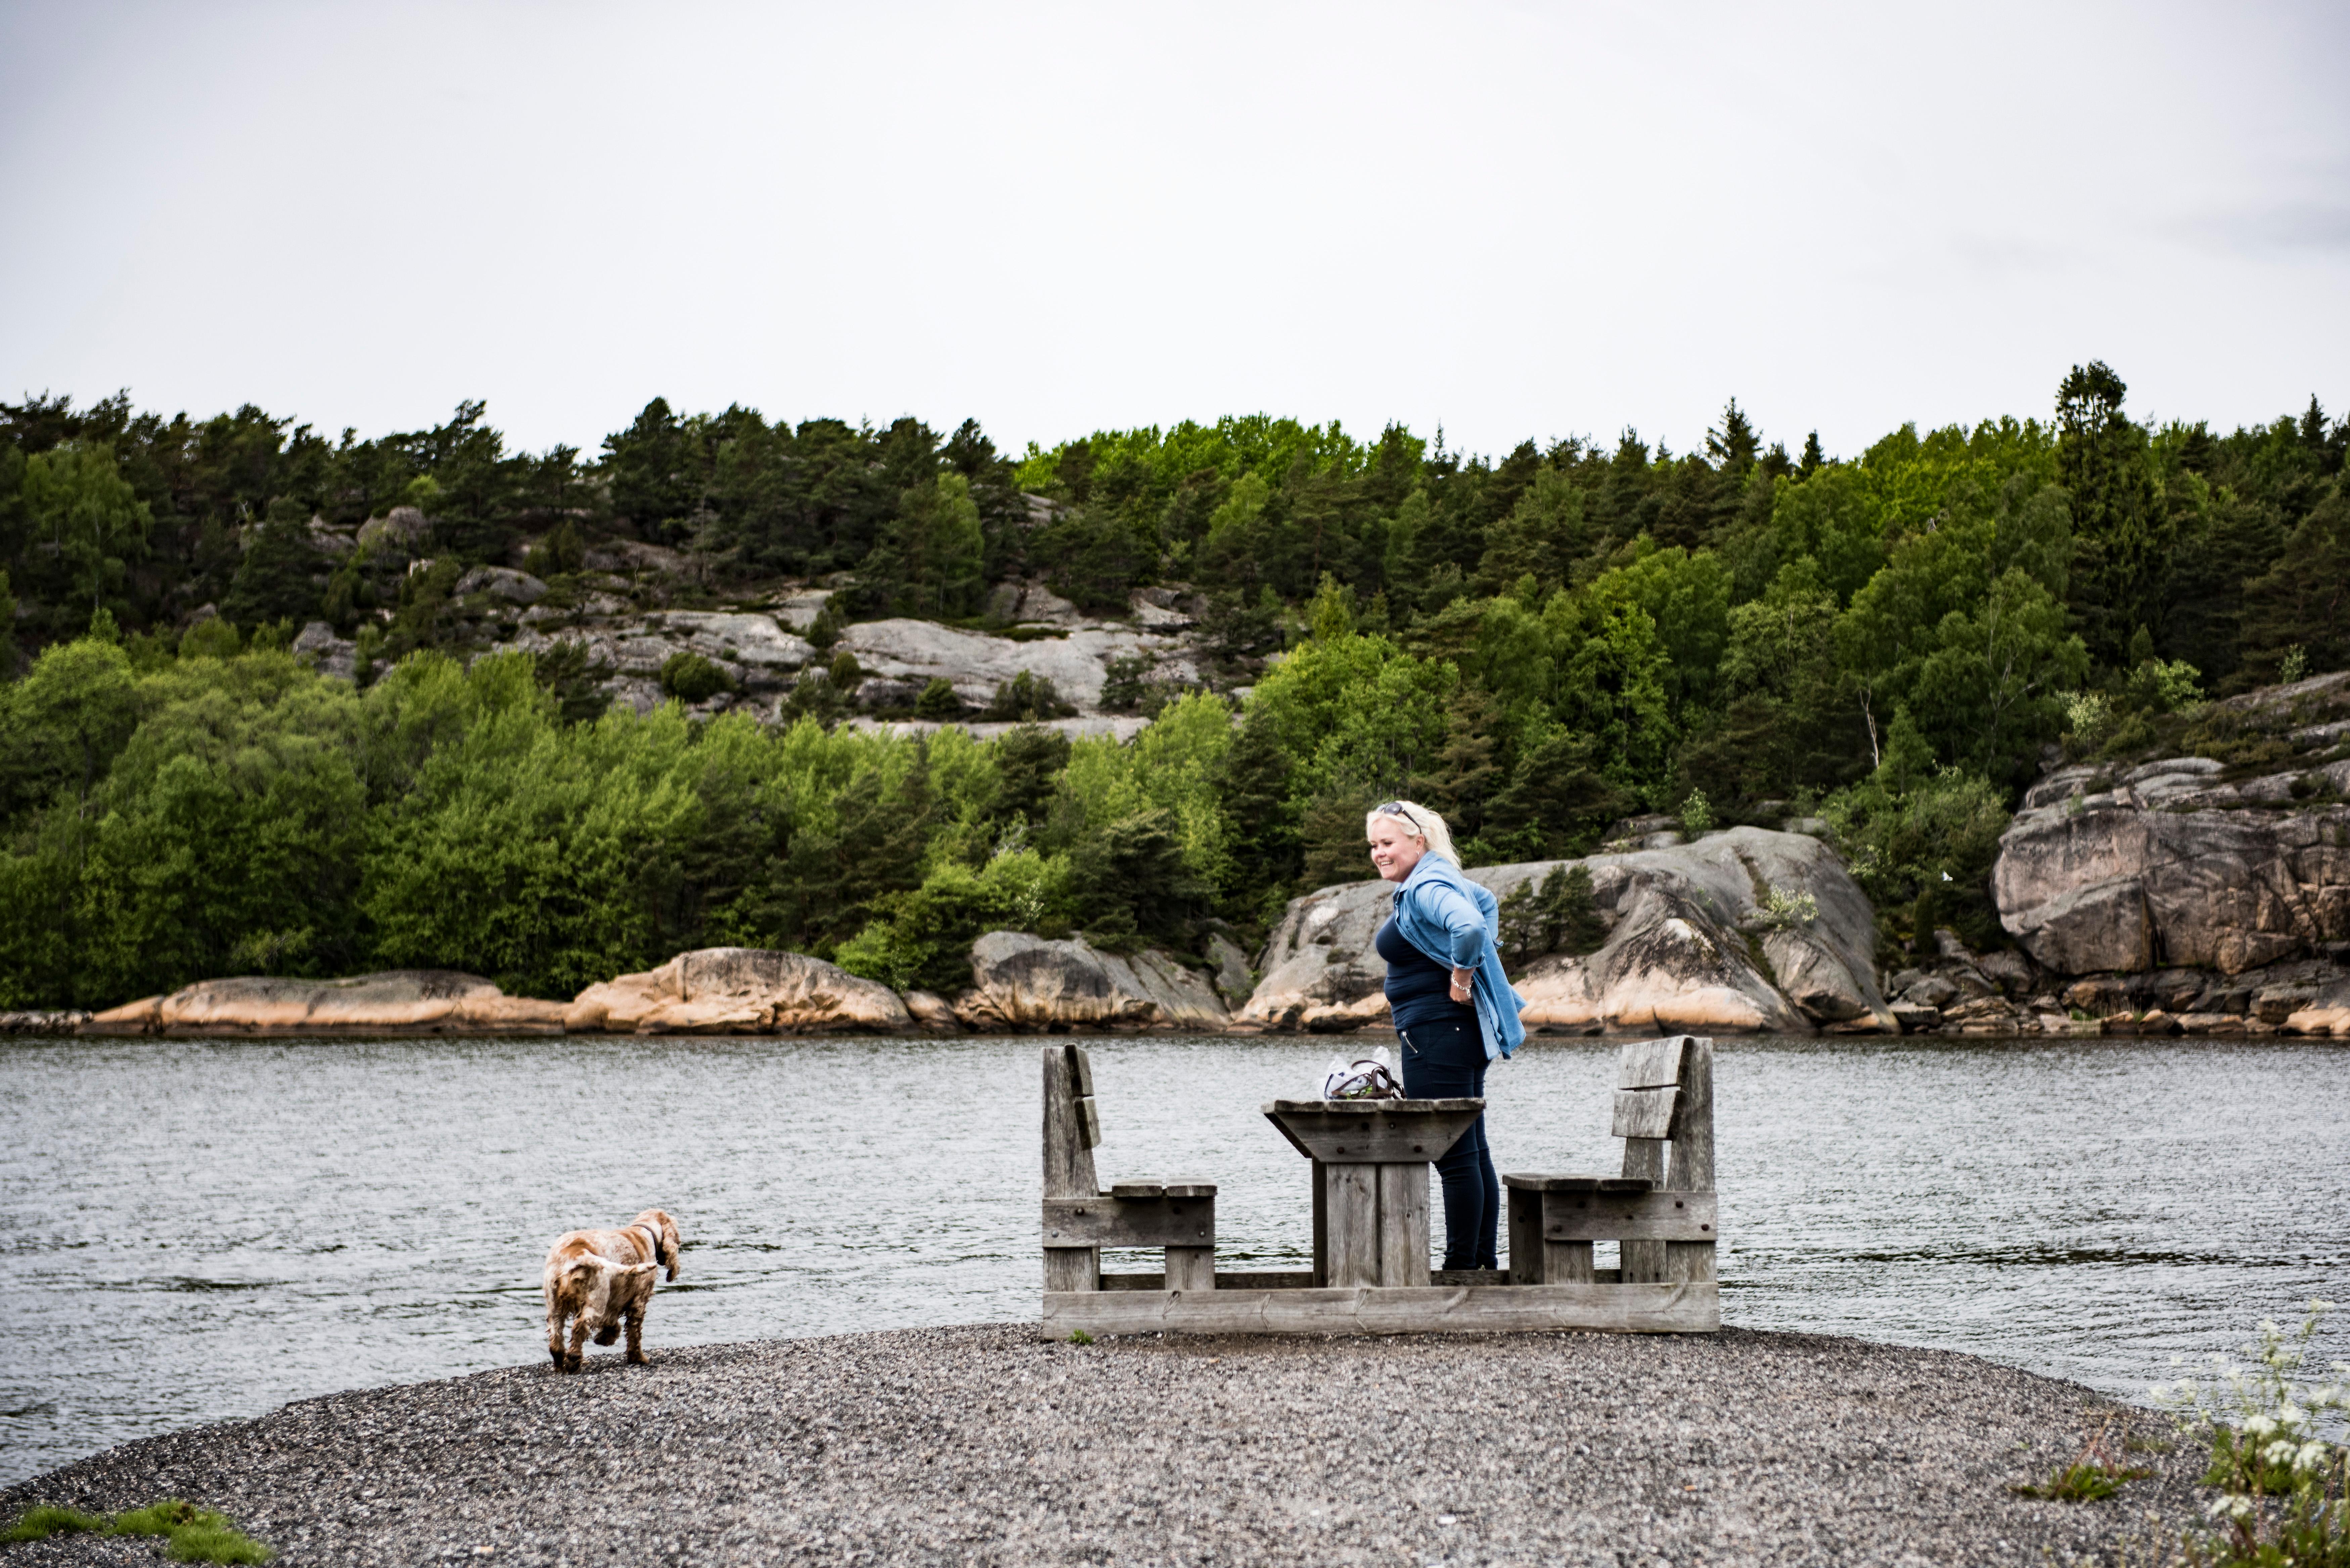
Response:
[2,1032,2346,1486]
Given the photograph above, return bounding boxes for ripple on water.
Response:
[1,1030,2346,1485]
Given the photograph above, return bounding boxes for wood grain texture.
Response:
[1040,1281,1720,1337]
[1163,1245,1216,1292]
[1376,1162,1430,1287]
[1616,1035,1692,1090]
[1544,1239,1596,1283]
[1665,1036,1718,1285]
[1077,1095,1102,1150]
[1323,1163,1381,1288]
[1619,1136,1668,1284]
[1506,1185,1544,1285]
[1502,1173,1655,1193]
[1041,1046,1100,1292]
[1611,1087,1680,1140]
[1263,1103,1485,1164]
[1070,1044,1095,1101]
[1042,1196,1215,1248]
[1540,1191,1716,1242]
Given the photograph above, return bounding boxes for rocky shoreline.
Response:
[0,1323,2209,1567]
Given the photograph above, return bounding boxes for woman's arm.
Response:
[1412,880,1491,971]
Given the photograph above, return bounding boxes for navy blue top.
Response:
[1376,916,1474,1033]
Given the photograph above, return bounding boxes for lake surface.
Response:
[3,1032,2346,1486]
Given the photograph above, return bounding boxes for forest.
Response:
[0,368,2343,1009]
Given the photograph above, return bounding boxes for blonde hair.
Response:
[1365,797,1458,866]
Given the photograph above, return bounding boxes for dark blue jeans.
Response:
[1397,1015,1499,1270]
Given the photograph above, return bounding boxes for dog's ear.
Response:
[653,1211,682,1281]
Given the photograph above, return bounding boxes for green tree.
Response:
[222,498,324,627]
[2057,361,2167,665]
[19,442,151,619]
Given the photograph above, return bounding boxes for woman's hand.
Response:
[1449,966,1473,1003]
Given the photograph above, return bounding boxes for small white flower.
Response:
[2204,1495,2255,1520]
[2295,1441,2330,1472]
[2264,1439,2298,1467]
[2278,1404,2308,1430]
[2245,1416,2279,1438]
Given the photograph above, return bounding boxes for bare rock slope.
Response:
[1239,827,1892,1035]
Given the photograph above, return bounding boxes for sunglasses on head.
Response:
[1374,801,1419,831]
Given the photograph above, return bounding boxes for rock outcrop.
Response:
[82,972,566,1035]
[836,617,1198,714]
[1994,758,2350,976]
[1239,828,1892,1036]
[952,932,1230,1031]
[564,948,912,1034]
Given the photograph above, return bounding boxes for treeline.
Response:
[0,369,2343,1009]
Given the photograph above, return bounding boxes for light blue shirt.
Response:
[1387,852,1527,1061]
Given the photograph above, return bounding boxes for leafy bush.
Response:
[659,650,735,703]
[986,670,1075,722]
[914,678,964,720]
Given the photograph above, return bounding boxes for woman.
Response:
[1367,799,1527,1272]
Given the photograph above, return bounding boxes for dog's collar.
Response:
[635,1222,665,1269]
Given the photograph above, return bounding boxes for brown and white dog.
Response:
[542,1208,682,1372]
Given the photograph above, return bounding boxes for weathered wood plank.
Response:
[1106,1179,1221,1199]
[1104,1271,1315,1291]
[1324,1163,1381,1288]
[1611,1087,1679,1140]
[1040,1281,1721,1337]
[1506,1185,1544,1285]
[1042,1196,1215,1248]
[1502,1173,1654,1193]
[1617,1035,1691,1091]
[1665,1036,1717,1286]
[1164,1245,1216,1292]
[1070,1044,1095,1101]
[1310,1159,1327,1288]
[1077,1095,1102,1150]
[1263,1103,1485,1164]
[1544,1239,1596,1283]
[1376,1162,1430,1287]
[1619,1135,1668,1284]
[1540,1191,1716,1242]
[1041,1045,1100,1293]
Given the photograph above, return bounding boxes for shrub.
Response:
[914,678,964,721]
[659,650,735,703]
[986,670,1076,722]
[1679,788,1716,835]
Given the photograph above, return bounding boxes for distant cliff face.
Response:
[1994,672,2350,977]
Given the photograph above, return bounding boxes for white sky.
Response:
[3,1,2346,466]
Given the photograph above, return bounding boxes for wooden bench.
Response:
[1040,1043,1219,1292]
[1038,1035,1720,1337]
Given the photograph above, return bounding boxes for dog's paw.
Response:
[563,1354,583,1373]
[594,1326,621,1346]
[627,1352,650,1366]
[548,1347,566,1368]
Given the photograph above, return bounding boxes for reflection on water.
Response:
[2,1032,2345,1484]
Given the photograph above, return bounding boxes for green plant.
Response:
[2279,646,2310,686]
[2153,1300,2350,1566]
[2009,1412,2153,1501]
[658,650,735,704]
[986,670,1076,722]
[1679,788,1716,835]
[913,678,964,721]
[3,1504,105,1541]
[4,1499,272,1563]
[1749,885,1820,931]
[1067,1329,1094,1344]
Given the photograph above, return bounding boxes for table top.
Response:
[1261,1098,1485,1114]
[1262,1099,1488,1163]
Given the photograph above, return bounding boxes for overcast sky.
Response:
[3,1,2346,466]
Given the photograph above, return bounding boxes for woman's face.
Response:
[1368,817,1426,883]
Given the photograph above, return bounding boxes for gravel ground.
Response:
[1,1323,2209,1567]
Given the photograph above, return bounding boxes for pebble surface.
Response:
[2,1323,2208,1566]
